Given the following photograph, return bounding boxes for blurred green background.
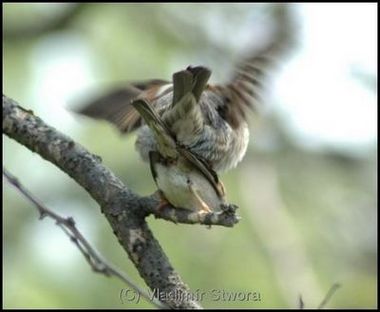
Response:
[3,3,377,309]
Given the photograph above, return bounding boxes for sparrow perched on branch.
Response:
[131,67,228,213]
[76,5,294,174]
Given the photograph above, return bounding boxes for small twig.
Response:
[298,294,304,309]
[3,168,167,309]
[318,283,341,309]
[298,283,340,309]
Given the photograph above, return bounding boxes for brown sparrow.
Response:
[130,66,228,212]
[76,5,294,173]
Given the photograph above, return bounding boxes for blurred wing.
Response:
[75,79,171,134]
[212,4,296,128]
[76,86,142,133]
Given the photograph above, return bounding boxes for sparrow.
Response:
[131,67,227,213]
[76,5,294,174]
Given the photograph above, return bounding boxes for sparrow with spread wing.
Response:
[77,5,294,174]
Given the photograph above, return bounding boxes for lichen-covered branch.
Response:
[3,95,206,309]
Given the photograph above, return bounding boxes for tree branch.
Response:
[3,167,166,309]
[318,283,341,309]
[4,94,219,309]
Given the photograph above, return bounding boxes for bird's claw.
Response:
[220,203,239,214]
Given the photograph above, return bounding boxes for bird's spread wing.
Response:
[75,79,171,134]
[211,4,296,129]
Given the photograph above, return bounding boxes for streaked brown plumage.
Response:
[131,67,228,212]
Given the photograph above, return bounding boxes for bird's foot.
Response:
[155,190,171,212]
[220,203,239,215]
